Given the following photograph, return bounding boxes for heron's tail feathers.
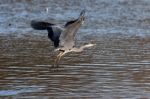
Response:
[31,20,54,30]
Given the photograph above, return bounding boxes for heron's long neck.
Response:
[79,44,90,51]
[71,44,92,52]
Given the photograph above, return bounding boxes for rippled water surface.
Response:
[0,0,150,99]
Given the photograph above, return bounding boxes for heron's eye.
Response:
[81,17,85,22]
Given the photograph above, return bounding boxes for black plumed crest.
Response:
[64,19,77,27]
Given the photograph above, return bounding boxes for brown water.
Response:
[0,34,150,99]
[0,0,150,99]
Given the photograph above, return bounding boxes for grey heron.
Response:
[31,10,95,66]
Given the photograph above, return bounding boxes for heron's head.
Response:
[79,10,85,24]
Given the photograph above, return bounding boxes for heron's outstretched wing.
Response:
[59,19,82,49]
[31,20,64,47]
[59,10,85,49]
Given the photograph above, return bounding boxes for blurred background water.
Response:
[0,0,150,99]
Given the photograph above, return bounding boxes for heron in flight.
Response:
[31,10,95,66]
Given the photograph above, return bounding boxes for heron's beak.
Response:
[79,10,85,24]
[80,10,85,17]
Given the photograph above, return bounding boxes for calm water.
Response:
[0,0,150,99]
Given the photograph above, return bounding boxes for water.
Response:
[0,0,150,99]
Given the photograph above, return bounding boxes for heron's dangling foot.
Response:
[53,51,65,67]
[53,52,62,67]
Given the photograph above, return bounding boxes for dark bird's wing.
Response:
[31,20,63,47]
[31,20,54,30]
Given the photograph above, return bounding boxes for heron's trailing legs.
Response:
[53,51,66,67]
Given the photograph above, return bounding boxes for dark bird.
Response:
[31,10,95,66]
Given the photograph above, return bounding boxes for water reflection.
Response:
[0,85,44,96]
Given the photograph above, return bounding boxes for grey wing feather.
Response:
[59,26,77,49]
[59,20,81,49]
